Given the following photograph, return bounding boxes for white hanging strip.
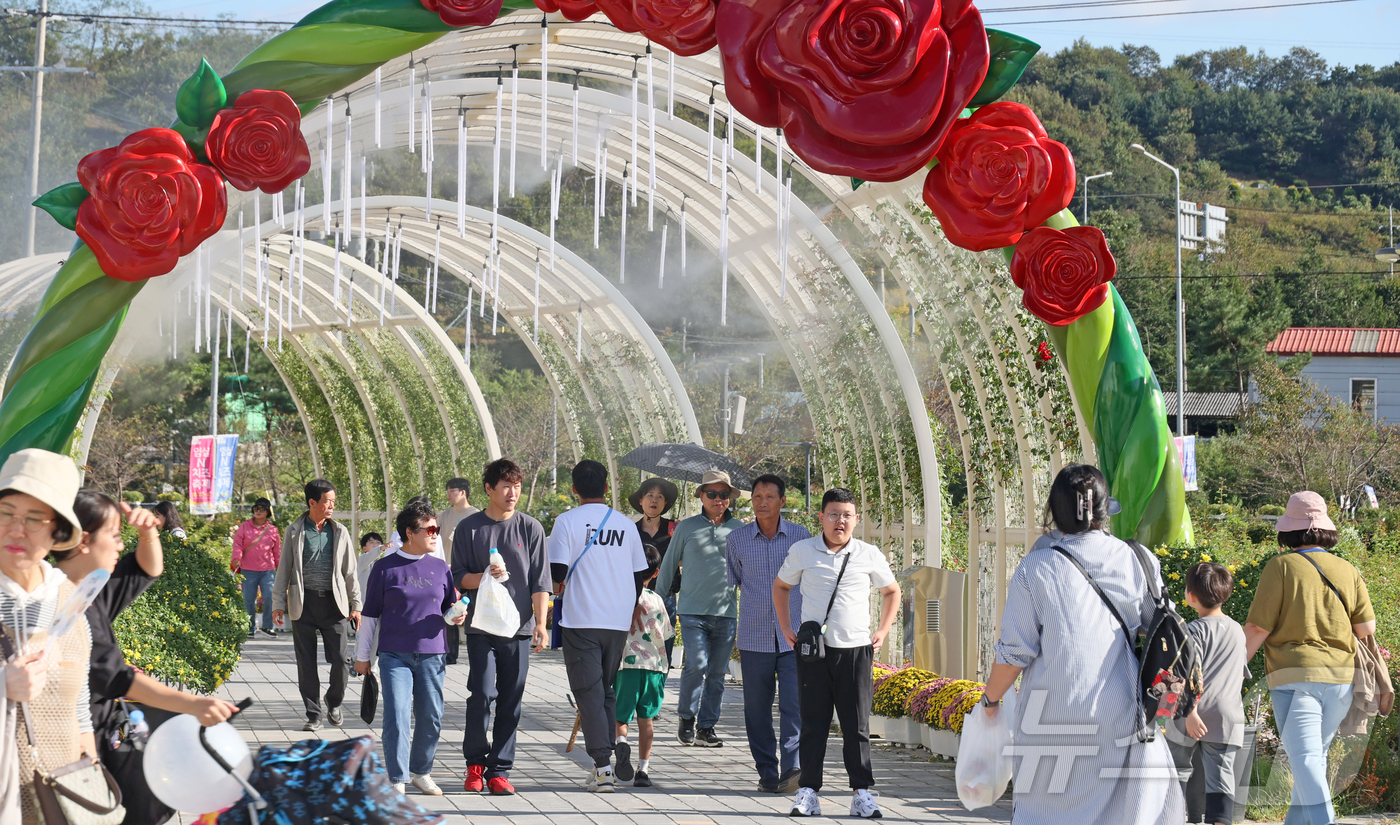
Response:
[346,271,355,325]
[204,246,212,352]
[491,248,499,336]
[277,273,284,351]
[431,224,442,312]
[254,236,264,309]
[253,189,261,237]
[261,249,270,345]
[667,50,674,120]
[647,46,656,230]
[296,183,306,314]
[213,309,221,396]
[273,189,282,227]
[781,174,792,300]
[193,247,203,353]
[576,303,583,359]
[227,285,233,346]
[359,156,367,260]
[509,50,519,197]
[408,56,416,152]
[426,71,434,163]
[719,196,729,326]
[754,124,763,194]
[479,260,488,317]
[657,221,667,289]
[379,240,387,326]
[549,154,559,269]
[706,87,716,184]
[593,132,604,249]
[619,166,628,283]
[420,73,430,175]
[321,141,331,228]
[457,104,467,236]
[244,328,250,374]
[374,66,382,147]
[571,73,580,165]
[493,70,503,215]
[540,17,548,171]
[629,58,638,206]
[238,211,246,298]
[464,288,472,366]
[722,103,732,192]
[532,254,540,344]
[343,99,353,231]
[425,85,434,219]
[391,223,402,316]
[332,226,343,307]
[775,127,785,189]
[680,195,688,278]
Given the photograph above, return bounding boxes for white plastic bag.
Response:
[956,688,1016,810]
[471,573,519,637]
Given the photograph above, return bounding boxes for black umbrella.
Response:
[619,443,753,491]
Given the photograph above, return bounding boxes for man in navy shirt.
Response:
[452,459,551,796]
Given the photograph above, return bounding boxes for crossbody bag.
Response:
[796,552,851,662]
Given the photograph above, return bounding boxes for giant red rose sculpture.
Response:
[596,0,718,55]
[1009,226,1116,326]
[717,0,988,182]
[534,0,600,22]
[204,90,311,194]
[922,102,1075,251]
[420,0,503,27]
[75,128,227,283]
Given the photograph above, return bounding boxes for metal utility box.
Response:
[899,566,966,679]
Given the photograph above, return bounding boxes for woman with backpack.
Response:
[978,464,1183,824]
[1244,492,1376,825]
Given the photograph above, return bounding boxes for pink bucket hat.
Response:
[1276,491,1336,532]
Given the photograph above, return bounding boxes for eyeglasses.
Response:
[414,525,440,536]
[0,509,54,535]
[702,490,731,500]
[823,512,858,523]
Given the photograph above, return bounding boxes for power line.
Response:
[3,8,294,27]
[982,0,1233,12]
[1118,269,1393,280]
[993,0,1360,25]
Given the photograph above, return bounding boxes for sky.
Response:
[133,0,1400,70]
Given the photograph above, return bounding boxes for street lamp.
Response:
[1131,142,1185,437]
[1083,171,1113,224]
[1376,248,1400,265]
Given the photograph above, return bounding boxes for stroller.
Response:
[209,700,443,825]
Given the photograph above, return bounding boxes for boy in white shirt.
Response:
[774,488,900,820]
[613,544,672,787]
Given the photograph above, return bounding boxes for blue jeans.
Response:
[378,651,447,783]
[677,615,736,729]
[462,634,530,778]
[739,649,800,781]
[1271,681,1352,825]
[240,569,275,632]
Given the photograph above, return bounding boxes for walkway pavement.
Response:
[207,633,1012,824]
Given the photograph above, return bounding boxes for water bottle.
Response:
[129,709,149,738]
[489,548,510,583]
[444,594,470,624]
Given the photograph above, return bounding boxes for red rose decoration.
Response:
[204,90,311,194]
[717,0,988,182]
[596,0,718,55]
[922,102,1076,251]
[75,128,226,283]
[1010,226,1116,327]
[534,0,600,21]
[421,0,502,27]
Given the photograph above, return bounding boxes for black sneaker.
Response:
[633,770,652,788]
[259,628,275,638]
[779,768,802,794]
[677,717,696,745]
[695,727,724,748]
[758,776,782,793]
[614,741,635,782]
[303,718,323,732]
[327,705,343,726]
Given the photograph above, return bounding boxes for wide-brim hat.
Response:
[629,477,679,514]
[694,469,736,497]
[0,448,83,550]
[1276,491,1336,532]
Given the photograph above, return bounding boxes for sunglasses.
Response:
[702,490,731,500]
[414,525,440,536]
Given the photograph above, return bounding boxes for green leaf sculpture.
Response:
[32,182,88,232]
[175,58,228,130]
[970,29,1040,108]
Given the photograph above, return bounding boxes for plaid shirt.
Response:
[726,518,812,653]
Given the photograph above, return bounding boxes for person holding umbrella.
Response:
[655,470,741,748]
[629,478,679,665]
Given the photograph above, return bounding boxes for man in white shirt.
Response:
[774,488,900,820]
[549,460,649,793]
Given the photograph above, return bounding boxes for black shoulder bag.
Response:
[797,553,851,662]
[1291,549,1351,613]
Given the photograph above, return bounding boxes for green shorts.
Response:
[614,668,666,723]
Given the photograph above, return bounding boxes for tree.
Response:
[84,404,162,498]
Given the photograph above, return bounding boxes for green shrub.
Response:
[1259,504,1286,516]
[156,492,185,503]
[111,525,245,693]
[121,491,144,503]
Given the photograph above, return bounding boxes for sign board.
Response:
[1174,435,1199,492]
[189,433,239,515]
[1365,485,1380,509]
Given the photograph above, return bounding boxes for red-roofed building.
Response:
[1265,328,1400,420]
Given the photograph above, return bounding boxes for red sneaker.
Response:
[487,776,516,796]
[464,765,485,793]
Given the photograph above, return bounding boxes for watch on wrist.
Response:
[981,695,1001,708]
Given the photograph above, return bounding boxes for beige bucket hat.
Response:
[694,469,736,497]
[1276,491,1336,533]
[0,448,83,550]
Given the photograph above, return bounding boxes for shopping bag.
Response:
[360,671,379,725]
[470,574,519,637]
[956,689,1016,810]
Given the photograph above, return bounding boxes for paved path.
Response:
[207,633,1012,824]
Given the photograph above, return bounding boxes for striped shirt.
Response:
[726,519,811,652]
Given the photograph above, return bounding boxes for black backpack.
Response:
[1054,540,1202,740]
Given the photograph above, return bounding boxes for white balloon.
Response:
[142,714,253,814]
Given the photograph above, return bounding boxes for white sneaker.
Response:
[789,787,820,817]
[850,789,882,818]
[587,766,616,793]
[411,774,443,795]
[392,782,406,795]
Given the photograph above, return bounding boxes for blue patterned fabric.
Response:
[217,736,442,825]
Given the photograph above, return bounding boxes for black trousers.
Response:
[446,624,461,664]
[797,644,874,792]
[291,591,349,720]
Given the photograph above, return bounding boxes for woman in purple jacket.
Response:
[354,499,466,796]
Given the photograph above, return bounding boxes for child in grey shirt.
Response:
[1167,561,1250,825]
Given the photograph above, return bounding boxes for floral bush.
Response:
[871,665,989,734]
[871,666,937,719]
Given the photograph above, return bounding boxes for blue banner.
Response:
[212,433,239,514]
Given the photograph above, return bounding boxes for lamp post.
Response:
[1083,171,1113,224]
[1131,143,1185,437]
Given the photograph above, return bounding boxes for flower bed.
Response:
[870,665,990,756]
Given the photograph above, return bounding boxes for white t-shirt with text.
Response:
[777,535,896,649]
[548,504,648,632]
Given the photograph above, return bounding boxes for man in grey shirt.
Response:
[1166,562,1249,825]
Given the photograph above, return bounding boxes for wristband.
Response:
[981,695,1001,708]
